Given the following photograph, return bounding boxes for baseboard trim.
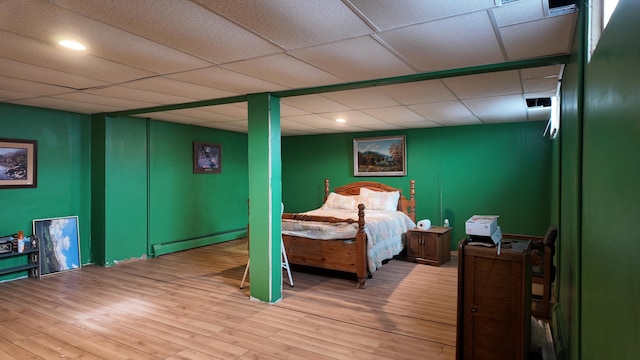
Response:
[152,229,247,257]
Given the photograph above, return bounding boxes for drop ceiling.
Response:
[0,0,577,136]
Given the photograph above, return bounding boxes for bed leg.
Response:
[356,278,366,289]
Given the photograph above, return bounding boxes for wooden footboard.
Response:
[282,204,368,288]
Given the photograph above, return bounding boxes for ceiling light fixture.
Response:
[58,40,87,51]
[336,118,346,123]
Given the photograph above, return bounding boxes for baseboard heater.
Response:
[152,228,247,257]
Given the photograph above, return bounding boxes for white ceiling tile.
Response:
[362,106,425,123]
[122,77,237,100]
[520,65,563,80]
[0,1,577,135]
[11,96,123,114]
[282,114,347,129]
[527,107,552,121]
[409,101,480,124]
[51,0,281,64]
[0,0,214,75]
[443,70,522,99]
[323,88,400,109]
[377,11,505,71]
[0,30,153,84]
[280,103,311,117]
[223,54,344,88]
[167,67,287,94]
[523,77,559,93]
[139,112,205,125]
[282,95,352,114]
[320,110,391,127]
[380,81,458,105]
[199,121,249,133]
[86,86,194,105]
[54,92,158,109]
[392,120,440,129]
[196,104,248,119]
[162,108,241,122]
[290,36,415,81]
[350,0,497,31]
[492,0,546,27]
[464,94,528,123]
[195,0,372,50]
[501,13,577,60]
[525,90,558,101]
[0,89,41,100]
[0,76,72,96]
[0,58,109,90]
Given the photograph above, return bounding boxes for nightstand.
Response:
[406,226,452,266]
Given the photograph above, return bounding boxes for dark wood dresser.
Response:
[456,238,531,360]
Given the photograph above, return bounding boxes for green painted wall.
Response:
[554,7,585,359]
[148,120,249,251]
[0,103,92,280]
[103,116,149,264]
[282,121,552,250]
[2,104,249,276]
[580,0,640,358]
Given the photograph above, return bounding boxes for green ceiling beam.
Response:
[273,54,571,98]
[106,95,248,117]
[104,54,569,116]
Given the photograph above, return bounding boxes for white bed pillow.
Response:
[322,192,358,210]
[359,188,400,211]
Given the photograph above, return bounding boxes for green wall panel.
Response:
[0,103,92,280]
[148,120,249,249]
[580,0,640,358]
[557,51,582,360]
[282,121,551,250]
[103,116,149,264]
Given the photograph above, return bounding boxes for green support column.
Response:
[247,93,282,303]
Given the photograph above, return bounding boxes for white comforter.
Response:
[282,208,416,273]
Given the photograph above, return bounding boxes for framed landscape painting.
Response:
[354,135,406,176]
[0,138,37,189]
[33,216,81,276]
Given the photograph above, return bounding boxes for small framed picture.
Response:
[193,141,221,174]
[0,138,38,189]
[354,135,406,176]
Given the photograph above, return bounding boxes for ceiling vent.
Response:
[527,97,552,109]
[549,0,578,16]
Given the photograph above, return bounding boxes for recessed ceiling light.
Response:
[58,40,87,51]
[336,118,346,123]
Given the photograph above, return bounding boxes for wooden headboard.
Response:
[324,179,416,222]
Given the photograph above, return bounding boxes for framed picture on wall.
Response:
[193,141,222,174]
[33,216,81,276]
[354,135,406,176]
[0,138,38,189]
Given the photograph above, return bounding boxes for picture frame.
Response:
[354,135,406,176]
[33,216,81,276]
[193,141,221,174]
[0,138,38,189]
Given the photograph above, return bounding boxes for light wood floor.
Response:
[0,239,458,360]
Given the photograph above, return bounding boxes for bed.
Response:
[281,179,416,288]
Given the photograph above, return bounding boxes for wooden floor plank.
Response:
[0,238,457,359]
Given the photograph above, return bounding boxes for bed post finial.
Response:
[324,178,330,201]
[409,180,416,222]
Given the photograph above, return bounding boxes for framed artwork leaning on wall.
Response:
[33,216,81,276]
